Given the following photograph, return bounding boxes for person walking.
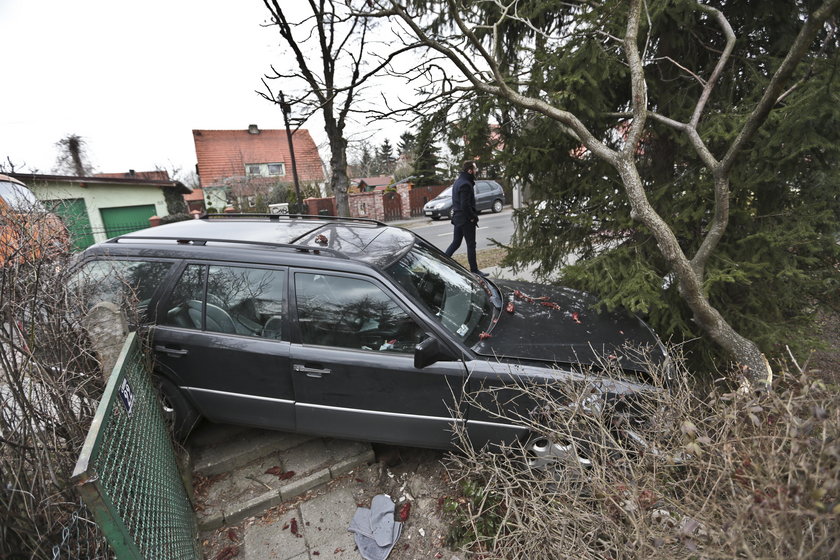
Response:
[444,161,487,276]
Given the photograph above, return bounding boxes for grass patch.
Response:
[452,247,508,270]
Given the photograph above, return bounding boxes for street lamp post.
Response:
[278,91,304,213]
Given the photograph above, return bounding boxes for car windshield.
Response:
[385,242,494,346]
[435,186,452,199]
[0,180,46,212]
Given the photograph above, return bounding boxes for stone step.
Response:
[189,425,374,531]
[189,423,313,477]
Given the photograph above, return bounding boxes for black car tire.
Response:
[155,375,201,441]
[491,199,503,213]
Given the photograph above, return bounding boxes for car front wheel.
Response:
[491,199,503,213]
[155,376,201,441]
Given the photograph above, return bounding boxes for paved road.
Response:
[408,207,516,255]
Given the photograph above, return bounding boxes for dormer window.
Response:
[245,163,286,177]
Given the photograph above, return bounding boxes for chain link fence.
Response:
[72,332,200,559]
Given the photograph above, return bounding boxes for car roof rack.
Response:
[105,235,349,259]
[199,213,387,227]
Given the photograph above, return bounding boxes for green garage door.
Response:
[100,205,157,239]
[45,198,95,251]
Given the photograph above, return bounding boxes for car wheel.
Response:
[491,199,503,213]
[155,376,201,441]
[523,434,592,471]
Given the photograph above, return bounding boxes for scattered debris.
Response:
[213,545,239,560]
[398,502,411,522]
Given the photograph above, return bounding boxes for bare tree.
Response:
[260,0,414,216]
[364,0,840,388]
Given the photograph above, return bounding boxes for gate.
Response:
[72,332,200,559]
[382,191,402,221]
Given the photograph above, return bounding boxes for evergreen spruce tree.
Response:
[381,0,840,377]
[412,118,443,187]
[376,139,396,175]
[489,0,840,369]
[397,132,417,160]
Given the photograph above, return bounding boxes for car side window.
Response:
[163,264,286,340]
[70,259,172,319]
[294,273,424,353]
[475,182,490,194]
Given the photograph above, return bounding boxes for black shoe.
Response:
[471,270,489,277]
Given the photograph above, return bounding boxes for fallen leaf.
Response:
[278,470,296,480]
[504,301,515,313]
[479,331,492,340]
[213,545,239,560]
[571,311,581,324]
[227,529,239,542]
[540,301,562,310]
[398,502,411,522]
[290,518,299,536]
[265,466,283,476]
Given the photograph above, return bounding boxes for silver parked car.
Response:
[423,180,506,220]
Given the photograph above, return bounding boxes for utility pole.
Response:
[278,91,304,213]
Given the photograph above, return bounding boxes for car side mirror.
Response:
[414,335,456,369]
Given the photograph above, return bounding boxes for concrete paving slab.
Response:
[299,487,359,558]
[330,448,375,478]
[279,438,333,475]
[280,468,331,502]
[192,426,313,476]
[244,508,308,560]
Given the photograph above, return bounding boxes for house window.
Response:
[244,163,286,177]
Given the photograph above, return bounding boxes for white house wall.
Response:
[29,181,168,243]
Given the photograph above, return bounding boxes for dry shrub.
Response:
[0,208,109,558]
[445,350,839,559]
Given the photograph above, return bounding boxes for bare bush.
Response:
[0,208,109,557]
[445,351,839,559]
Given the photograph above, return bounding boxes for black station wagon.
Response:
[71,214,666,464]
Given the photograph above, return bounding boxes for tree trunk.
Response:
[615,157,771,388]
[327,130,350,217]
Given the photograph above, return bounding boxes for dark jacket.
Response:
[449,171,478,226]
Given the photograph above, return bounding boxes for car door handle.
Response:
[154,345,189,357]
[293,364,331,378]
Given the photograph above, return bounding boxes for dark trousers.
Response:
[444,221,479,272]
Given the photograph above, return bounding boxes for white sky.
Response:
[0,0,407,179]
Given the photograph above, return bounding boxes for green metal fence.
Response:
[72,332,200,559]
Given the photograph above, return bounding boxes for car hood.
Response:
[473,279,665,373]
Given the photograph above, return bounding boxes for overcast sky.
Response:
[0,0,406,179]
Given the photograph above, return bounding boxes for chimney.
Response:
[129,169,135,177]
[248,124,260,134]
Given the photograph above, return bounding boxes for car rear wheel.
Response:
[491,199,503,213]
[155,376,201,441]
[524,435,592,470]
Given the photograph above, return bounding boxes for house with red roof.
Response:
[190,125,326,212]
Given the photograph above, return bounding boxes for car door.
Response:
[289,270,467,449]
[153,262,295,431]
[475,181,492,211]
